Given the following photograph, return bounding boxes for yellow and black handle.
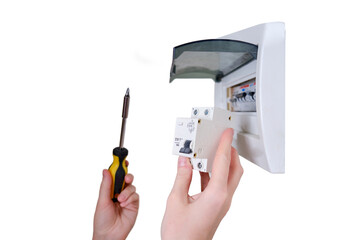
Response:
[109,147,128,202]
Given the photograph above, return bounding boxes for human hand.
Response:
[161,128,243,240]
[93,165,139,240]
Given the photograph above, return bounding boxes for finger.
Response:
[125,174,134,185]
[120,192,140,208]
[118,185,136,202]
[210,128,234,189]
[170,156,193,202]
[200,172,210,191]
[125,160,129,167]
[97,169,113,207]
[228,147,243,195]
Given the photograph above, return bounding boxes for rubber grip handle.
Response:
[109,147,128,202]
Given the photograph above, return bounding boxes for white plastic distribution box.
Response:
[170,22,285,173]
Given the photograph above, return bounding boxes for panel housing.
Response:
[170,22,285,173]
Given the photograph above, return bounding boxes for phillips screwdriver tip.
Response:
[119,88,130,148]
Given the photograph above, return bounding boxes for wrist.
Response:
[93,234,126,240]
[162,231,212,240]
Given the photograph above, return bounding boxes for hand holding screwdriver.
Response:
[93,88,139,240]
[109,88,130,202]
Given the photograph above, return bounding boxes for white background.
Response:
[1,1,359,239]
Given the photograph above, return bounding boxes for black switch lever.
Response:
[179,140,192,154]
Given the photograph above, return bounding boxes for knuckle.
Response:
[167,192,177,204]
[127,174,134,181]
[167,191,184,207]
[224,198,232,212]
[121,188,129,195]
[122,192,129,199]
[132,192,139,201]
[122,189,129,197]
[239,166,244,176]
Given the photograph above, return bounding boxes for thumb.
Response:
[97,169,113,207]
[171,156,193,201]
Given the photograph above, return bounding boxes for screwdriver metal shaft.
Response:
[119,88,130,148]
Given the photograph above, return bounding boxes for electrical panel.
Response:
[170,22,285,173]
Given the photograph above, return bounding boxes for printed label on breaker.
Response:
[174,137,183,147]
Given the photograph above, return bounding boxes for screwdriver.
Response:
[109,88,130,202]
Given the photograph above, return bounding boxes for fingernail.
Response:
[178,156,187,167]
[102,169,106,178]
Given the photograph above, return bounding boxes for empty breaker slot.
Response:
[227,78,256,112]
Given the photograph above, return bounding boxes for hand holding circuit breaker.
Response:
[162,128,244,240]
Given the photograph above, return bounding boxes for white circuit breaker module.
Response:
[173,107,234,172]
[170,22,285,173]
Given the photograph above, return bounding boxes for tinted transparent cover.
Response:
[170,39,258,82]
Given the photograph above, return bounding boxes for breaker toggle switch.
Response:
[245,92,255,101]
[236,93,247,102]
[179,140,192,154]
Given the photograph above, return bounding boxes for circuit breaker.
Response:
[173,107,234,172]
[170,22,285,173]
